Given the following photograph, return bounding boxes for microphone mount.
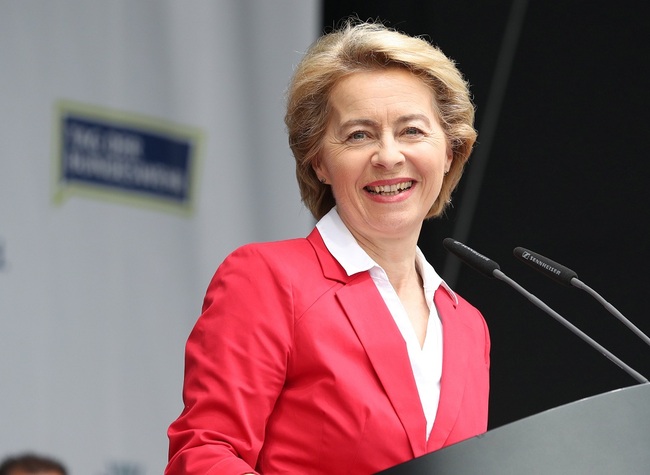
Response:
[444,238,648,384]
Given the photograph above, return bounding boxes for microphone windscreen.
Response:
[513,247,578,286]
[443,238,500,278]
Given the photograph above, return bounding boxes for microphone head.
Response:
[513,247,578,286]
[443,238,501,278]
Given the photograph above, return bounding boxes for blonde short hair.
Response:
[285,19,477,220]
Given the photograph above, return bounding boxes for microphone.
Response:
[442,238,500,278]
[443,238,647,384]
[513,246,650,348]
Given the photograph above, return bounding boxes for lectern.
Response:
[378,383,650,475]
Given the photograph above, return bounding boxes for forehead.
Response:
[328,68,437,121]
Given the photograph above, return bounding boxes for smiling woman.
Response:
[286,21,478,223]
[314,68,452,253]
[166,19,490,475]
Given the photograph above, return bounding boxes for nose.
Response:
[371,135,405,169]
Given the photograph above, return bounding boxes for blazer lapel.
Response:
[427,287,470,449]
[307,229,426,455]
[336,273,427,457]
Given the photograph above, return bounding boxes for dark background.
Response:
[322,1,650,429]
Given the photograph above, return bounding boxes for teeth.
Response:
[366,181,413,195]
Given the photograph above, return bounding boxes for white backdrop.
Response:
[0,1,318,473]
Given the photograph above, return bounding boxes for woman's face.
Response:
[314,68,452,244]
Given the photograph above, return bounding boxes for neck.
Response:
[353,230,422,292]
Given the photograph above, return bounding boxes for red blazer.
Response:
[166,228,490,475]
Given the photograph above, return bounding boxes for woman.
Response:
[166,20,489,475]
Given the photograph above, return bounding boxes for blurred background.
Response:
[1,1,648,473]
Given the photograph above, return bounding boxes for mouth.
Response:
[364,181,413,196]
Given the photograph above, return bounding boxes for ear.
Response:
[445,148,453,173]
[312,158,329,183]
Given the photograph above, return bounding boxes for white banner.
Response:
[0,1,317,473]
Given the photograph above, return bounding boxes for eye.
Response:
[347,130,368,141]
[403,126,424,137]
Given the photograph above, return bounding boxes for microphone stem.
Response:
[570,278,650,348]
[493,269,648,384]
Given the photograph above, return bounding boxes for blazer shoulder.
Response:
[231,237,317,268]
[453,291,485,320]
[214,234,331,289]
[453,291,491,363]
[224,228,339,278]
[215,233,343,320]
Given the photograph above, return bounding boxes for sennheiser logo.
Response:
[459,241,490,262]
[521,251,561,275]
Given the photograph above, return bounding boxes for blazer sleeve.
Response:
[165,244,295,475]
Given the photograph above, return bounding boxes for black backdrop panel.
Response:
[321,1,650,429]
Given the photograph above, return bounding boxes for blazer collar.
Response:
[307,228,350,283]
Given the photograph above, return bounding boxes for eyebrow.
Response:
[337,118,378,131]
[337,114,433,131]
[395,113,433,127]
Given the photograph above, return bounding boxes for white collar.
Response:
[315,207,458,305]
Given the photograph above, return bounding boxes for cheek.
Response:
[425,166,446,198]
[326,155,363,186]
[429,176,444,196]
[317,147,348,181]
[329,177,352,201]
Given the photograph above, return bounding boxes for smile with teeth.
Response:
[365,181,413,196]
